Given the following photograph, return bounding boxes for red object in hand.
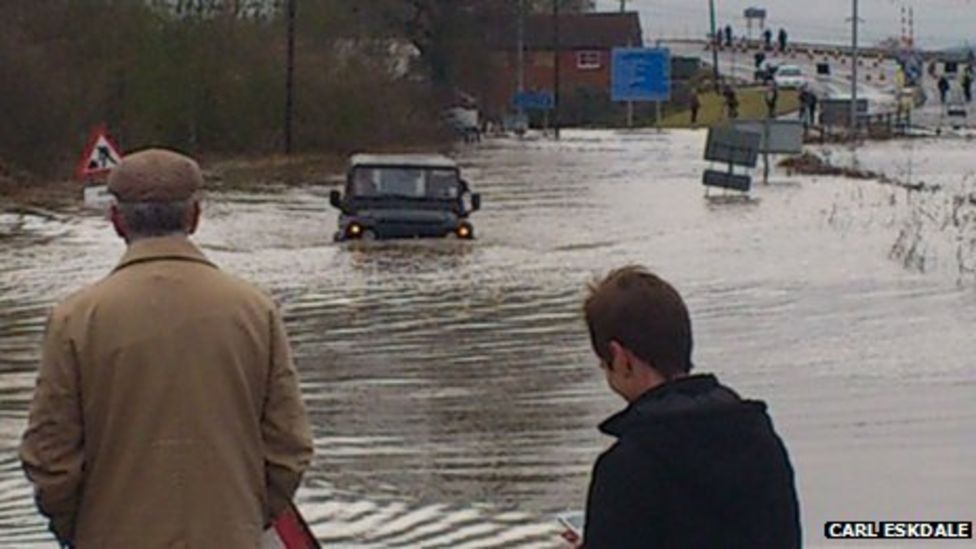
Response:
[263,504,320,549]
[560,528,584,548]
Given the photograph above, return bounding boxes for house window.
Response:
[577,51,602,70]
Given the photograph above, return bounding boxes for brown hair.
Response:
[583,266,693,378]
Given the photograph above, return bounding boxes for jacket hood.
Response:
[599,374,784,491]
[599,374,749,437]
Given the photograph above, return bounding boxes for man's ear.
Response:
[186,199,201,235]
[608,340,631,374]
[109,204,128,241]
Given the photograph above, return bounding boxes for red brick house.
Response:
[482,11,643,124]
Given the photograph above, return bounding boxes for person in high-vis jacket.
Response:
[20,149,314,548]
[580,266,800,549]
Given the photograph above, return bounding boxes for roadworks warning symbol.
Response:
[77,125,123,179]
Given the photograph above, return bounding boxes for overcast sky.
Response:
[594,0,976,49]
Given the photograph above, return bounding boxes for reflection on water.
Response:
[2,131,975,548]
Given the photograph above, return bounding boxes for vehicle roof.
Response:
[350,153,458,169]
[777,65,801,73]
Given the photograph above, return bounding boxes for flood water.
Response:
[2,130,974,548]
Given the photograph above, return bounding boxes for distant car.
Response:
[774,65,805,89]
[443,106,480,142]
[330,154,481,241]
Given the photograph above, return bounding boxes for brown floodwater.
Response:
[1,130,974,548]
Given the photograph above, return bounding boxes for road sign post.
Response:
[76,124,124,210]
[612,48,671,128]
[703,126,761,194]
[77,124,123,180]
[729,120,804,185]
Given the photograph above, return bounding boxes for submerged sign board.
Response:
[703,169,752,192]
[611,48,671,102]
[732,120,804,154]
[704,127,761,167]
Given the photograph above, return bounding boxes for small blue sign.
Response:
[611,48,671,102]
[513,91,555,111]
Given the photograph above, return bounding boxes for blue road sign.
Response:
[611,48,671,102]
[513,91,554,111]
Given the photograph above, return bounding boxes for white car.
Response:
[774,65,806,89]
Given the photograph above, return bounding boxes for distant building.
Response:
[482,11,643,123]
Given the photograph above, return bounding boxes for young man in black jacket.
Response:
[580,266,801,548]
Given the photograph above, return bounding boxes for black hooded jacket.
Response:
[583,374,801,548]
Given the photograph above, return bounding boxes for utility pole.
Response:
[850,0,859,141]
[623,0,633,127]
[284,0,296,154]
[553,0,561,140]
[709,0,720,91]
[517,0,525,120]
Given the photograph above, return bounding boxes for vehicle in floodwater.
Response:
[330,153,481,241]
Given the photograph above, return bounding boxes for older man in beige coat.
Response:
[20,149,314,548]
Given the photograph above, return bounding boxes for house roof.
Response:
[487,11,643,51]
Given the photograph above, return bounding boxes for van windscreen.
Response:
[351,167,460,199]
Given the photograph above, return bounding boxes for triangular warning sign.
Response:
[77,124,123,180]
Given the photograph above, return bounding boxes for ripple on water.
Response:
[2,131,975,547]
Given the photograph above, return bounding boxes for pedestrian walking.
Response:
[578,266,801,548]
[755,51,766,69]
[807,90,819,126]
[962,72,973,103]
[765,84,780,118]
[778,28,788,52]
[20,149,315,548]
[723,85,739,119]
[689,91,701,126]
[763,28,773,49]
[724,25,733,48]
[798,89,808,125]
[938,75,950,104]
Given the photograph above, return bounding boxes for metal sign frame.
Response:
[732,120,805,155]
[704,127,761,167]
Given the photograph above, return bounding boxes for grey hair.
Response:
[115,199,195,240]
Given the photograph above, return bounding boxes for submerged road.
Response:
[2,131,974,547]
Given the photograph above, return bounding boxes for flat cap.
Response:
[108,148,202,202]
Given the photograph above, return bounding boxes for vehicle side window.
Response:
[353,169,378,196]
[428,171,459,199]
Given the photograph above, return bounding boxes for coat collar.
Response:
[599,374,744,437]
[112,235,217,273]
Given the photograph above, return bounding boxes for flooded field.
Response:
[2,130,974,548]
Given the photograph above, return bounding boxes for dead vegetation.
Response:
[778,152,882,180]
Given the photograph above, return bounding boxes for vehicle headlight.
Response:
[456,223,473,239]
[348,223,362,237]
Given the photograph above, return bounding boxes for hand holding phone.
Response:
[556,511,585,548]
